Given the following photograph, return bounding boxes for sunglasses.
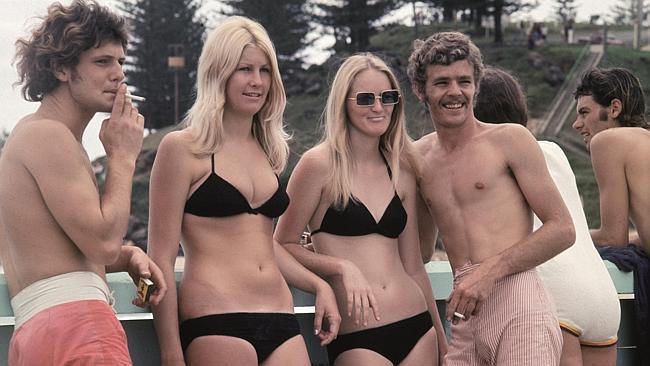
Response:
[347,89,400,106]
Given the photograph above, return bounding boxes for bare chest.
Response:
[419,145,510,212]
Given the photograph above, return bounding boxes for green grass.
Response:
[600,47,650,115]
[480,43,584,118]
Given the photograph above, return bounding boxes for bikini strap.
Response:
[379,146,393,179]
[210,154,216,173]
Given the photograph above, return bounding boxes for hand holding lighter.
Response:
[137,277,155,303]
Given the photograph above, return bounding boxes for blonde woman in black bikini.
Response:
[274,53,447,365]
[148,16,340,366]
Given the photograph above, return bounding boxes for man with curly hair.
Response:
[0,1,166,364]
[408,32,575,365]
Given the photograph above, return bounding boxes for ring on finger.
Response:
[453,311,466,320]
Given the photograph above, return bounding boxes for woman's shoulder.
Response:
[298,144,331,171]
[158,130,194,151]
[154,130,200,165]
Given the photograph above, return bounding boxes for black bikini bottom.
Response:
[327,311,433,364]
[179,312,301,363]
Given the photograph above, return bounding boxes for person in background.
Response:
[572,67,650,364]
[409,31,575,365]
[274,53,447,365]
[572,67,650,254]
[148,16,340,366]
[476,66,620,366]
[0,1,167,364]
[527,22,546,49]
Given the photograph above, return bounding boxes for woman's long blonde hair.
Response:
[184,16,289,173]
[323,53,420,208]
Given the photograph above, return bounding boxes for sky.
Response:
[0,0,620,160]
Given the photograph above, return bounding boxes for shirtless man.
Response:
[477,67,620,366]
[407,32,575,365]
[572,67,650,254]
[0,1,166,364]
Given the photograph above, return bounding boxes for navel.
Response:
[475,182,485,190]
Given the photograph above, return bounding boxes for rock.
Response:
[528,52,566,87]
[544,65,565,86]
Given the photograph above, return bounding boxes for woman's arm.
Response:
[147,133,193,366]
[273,240,341,345]
[274,148,379,326]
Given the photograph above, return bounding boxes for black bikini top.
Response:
[184,155,289,218]
[312,155,407,239]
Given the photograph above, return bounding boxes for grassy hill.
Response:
[118,22,650,237]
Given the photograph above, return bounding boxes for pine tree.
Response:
[555,0,576,42]
[312,0,402,53]
[220,0,310,78]
[490,0,537,43]
[116,0,206,130]
[424,0,537,43]
[611,0,649,25]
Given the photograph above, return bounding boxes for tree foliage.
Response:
[220,0,310,77]
[487,0,537,43]
[611,0,650,25]
[116,0,206,130]
[312,0,402,53]
[555,0,576,42]
[555,0,576,23]
[424,0,537,43]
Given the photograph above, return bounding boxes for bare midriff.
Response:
[178,213,294,321]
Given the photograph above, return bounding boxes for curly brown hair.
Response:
[14,0,128,102]
[407,32,484,98]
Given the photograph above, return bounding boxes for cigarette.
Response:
[126,93,146,102]
[453,311,466,320]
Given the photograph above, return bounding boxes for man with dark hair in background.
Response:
[573,67,650,364]
[573,67,650,253]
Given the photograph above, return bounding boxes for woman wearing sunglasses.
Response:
[274,53,447,365]
[147,17,340,365]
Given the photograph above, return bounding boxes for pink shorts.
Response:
[444,263,562,366]
[9,300,132,365]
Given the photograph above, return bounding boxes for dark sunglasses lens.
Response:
[356,93,376,106]
[381,90,399,104]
